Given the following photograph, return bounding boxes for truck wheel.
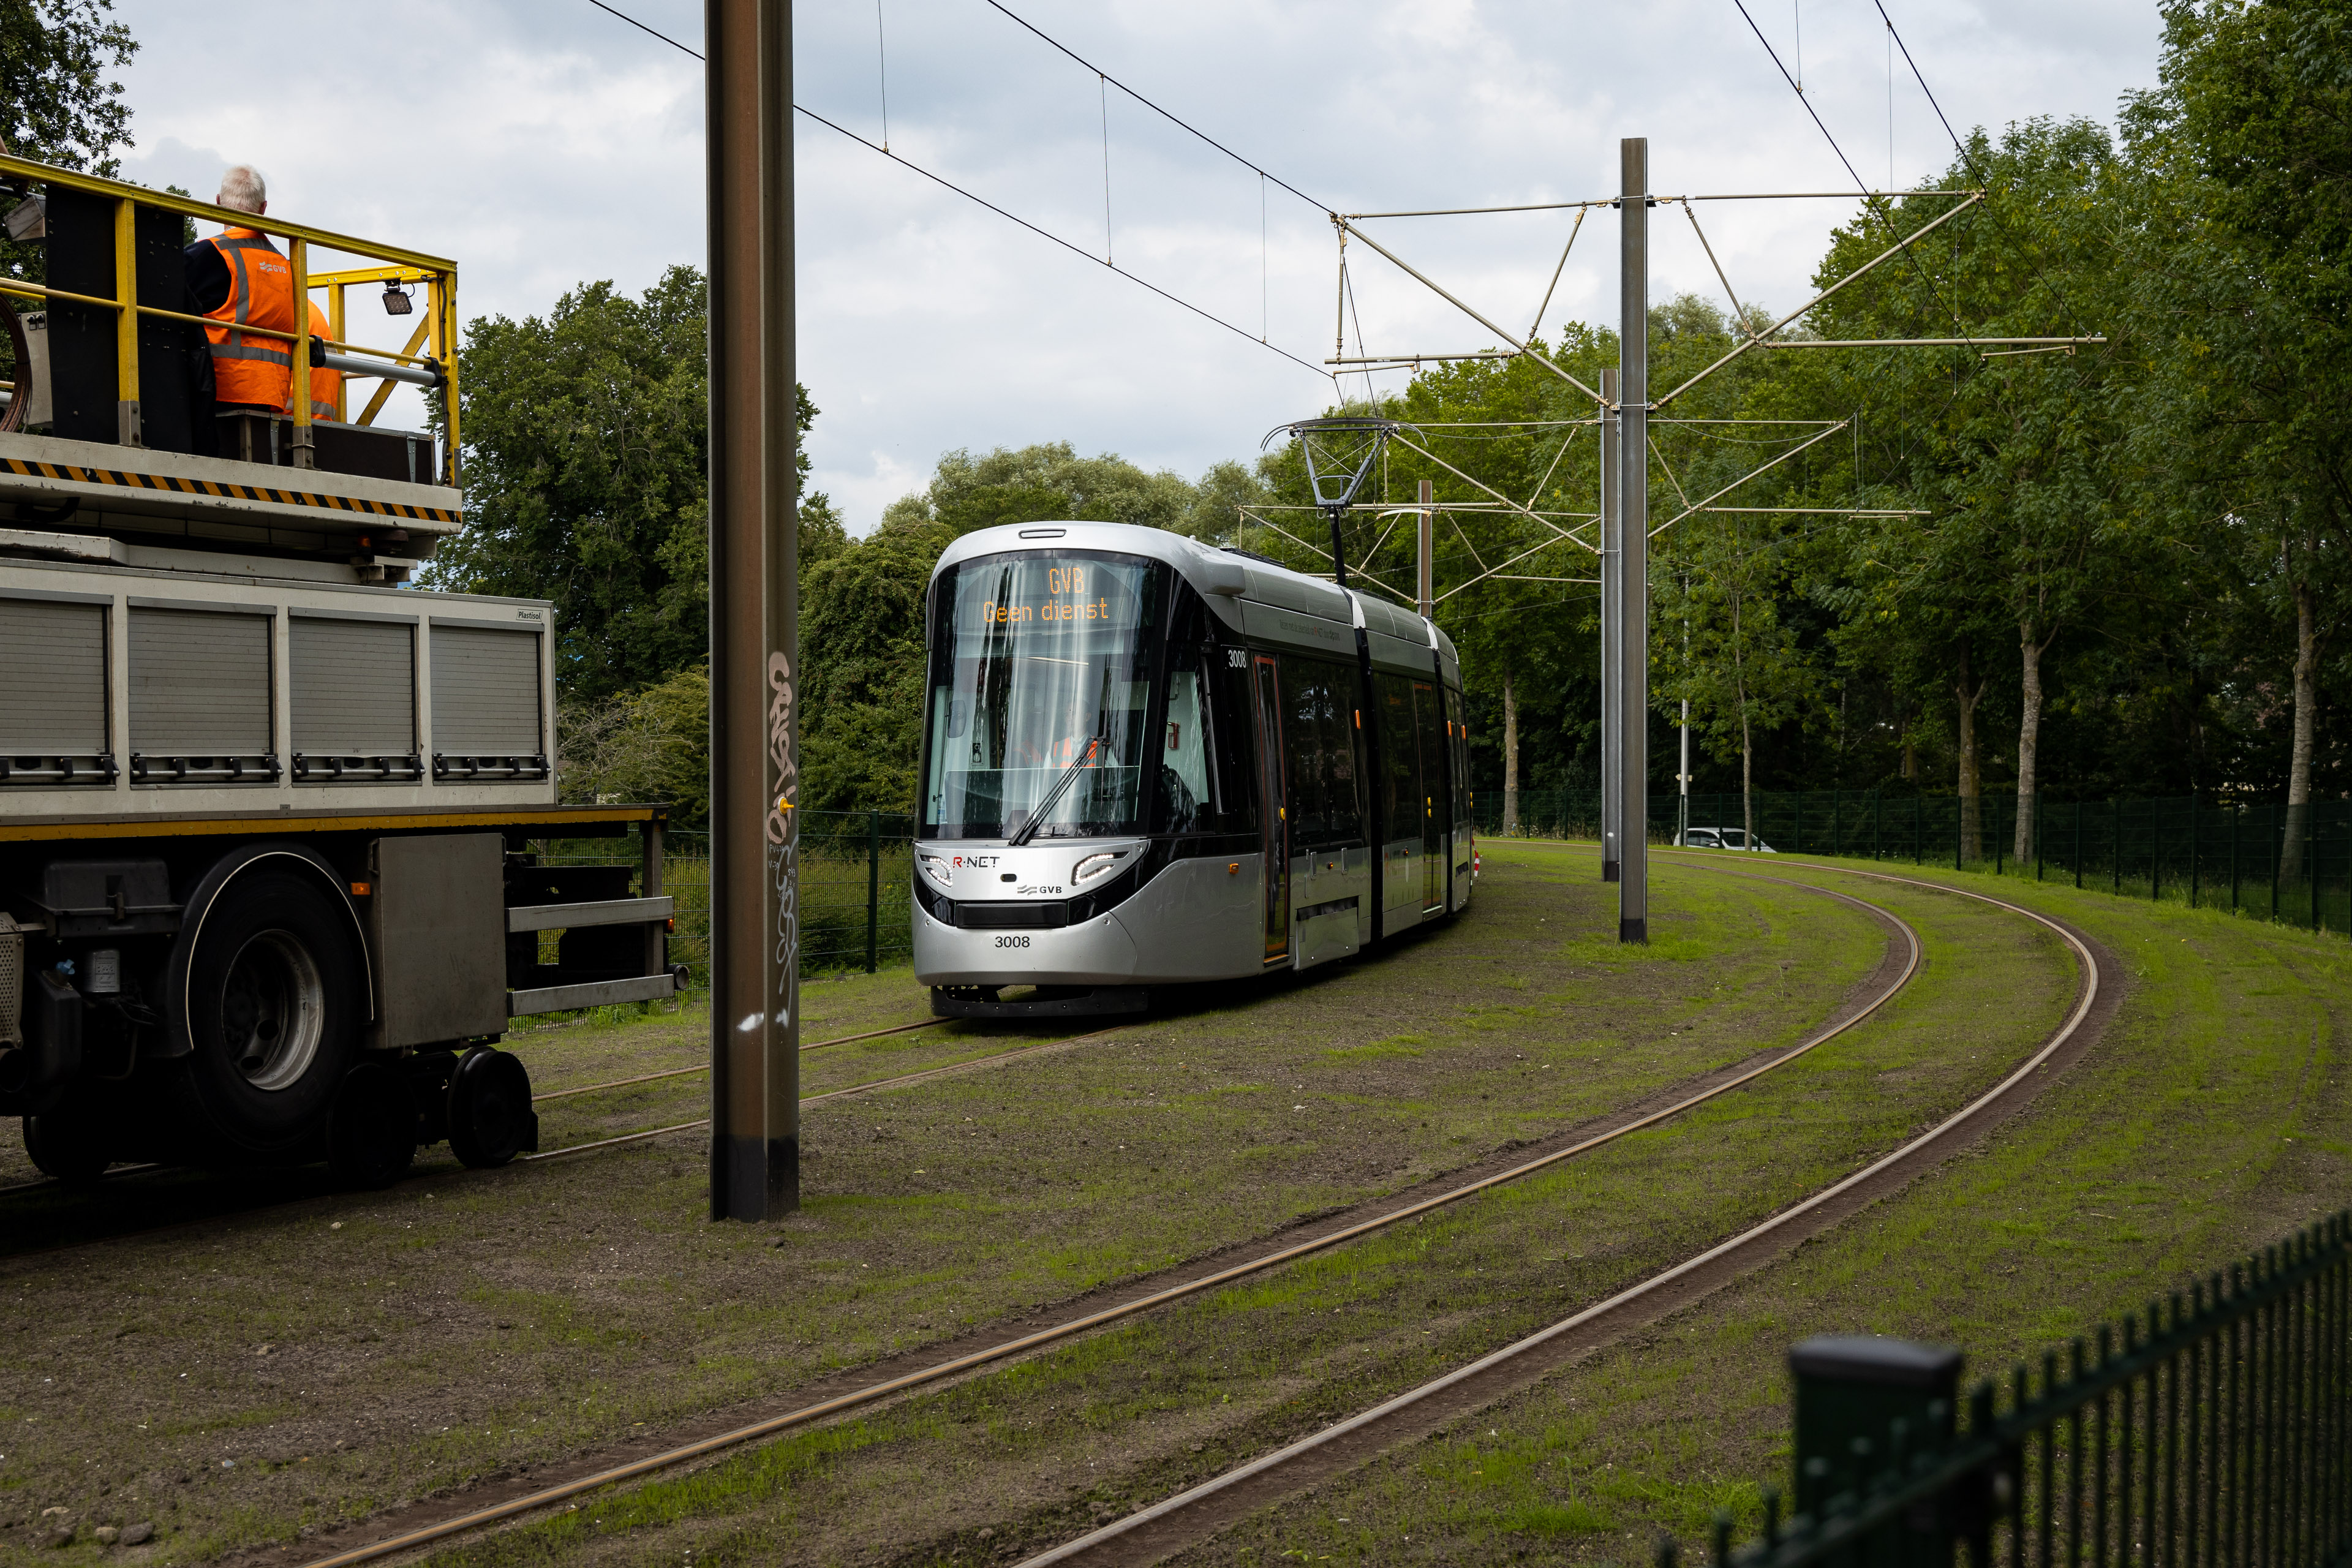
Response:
[180,869,361,1159]
[447,1047,537,1169]
[326,1062,415,1189]
[23,1106,110,1186]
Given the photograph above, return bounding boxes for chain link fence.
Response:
[1478,788,2351,937]
[527,809,918,992]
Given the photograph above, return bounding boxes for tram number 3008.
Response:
[995,935,1031,948]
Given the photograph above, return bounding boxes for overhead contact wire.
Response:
[581,1,1330,380]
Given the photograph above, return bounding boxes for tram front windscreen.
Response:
[921,551,1166,841]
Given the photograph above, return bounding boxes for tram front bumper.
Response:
[912,900,1142,987]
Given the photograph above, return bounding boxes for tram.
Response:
[913,521,1474,1016]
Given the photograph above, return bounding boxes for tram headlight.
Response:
[1072,851,1120,885]
[919,854,952,886]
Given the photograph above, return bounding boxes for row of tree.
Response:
[430,1,2348,839]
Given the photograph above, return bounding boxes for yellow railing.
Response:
[0,153,459,483]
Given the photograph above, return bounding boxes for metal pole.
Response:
[1417,477,1434,621]
[1678,695,1690,846]
[866,807,880,974]
[1599,366,1619,883]
[707,0,799,1222]
[643,813,667,982]
[1616,137,1650,944]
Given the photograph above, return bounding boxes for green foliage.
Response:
[0,0,138,291]
[559,660,710,827]
[428,266,843,706]
[0,0,135,173]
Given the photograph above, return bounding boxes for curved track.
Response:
[1011,858,2116,1568]
[288,872,1923,1568]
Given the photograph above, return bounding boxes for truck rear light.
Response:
[349,881,371,897]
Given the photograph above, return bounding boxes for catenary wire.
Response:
[1871,1,2086,335]
[1729,0,1977,352]
[581,1,1333,384]
[979,0,1329,213]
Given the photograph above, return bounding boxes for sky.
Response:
[106,0,2164,533]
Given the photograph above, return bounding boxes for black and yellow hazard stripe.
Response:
[0,456,462,526]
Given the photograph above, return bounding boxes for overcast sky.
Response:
[108,0,2162,533]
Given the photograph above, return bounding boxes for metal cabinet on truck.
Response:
[0,157,679,1191]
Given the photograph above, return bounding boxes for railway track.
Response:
[0,1017,1080,1261]
[0,1016,954,1200]
[288,870,1924,1568]
[1012,860,2116,1567]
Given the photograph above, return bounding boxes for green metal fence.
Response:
[529,809,918,989]
[1656,1209,2352,1567]
[1477,789,2352,937]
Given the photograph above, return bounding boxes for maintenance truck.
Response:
[0,159,677,1190]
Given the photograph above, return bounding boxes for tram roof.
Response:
[934,520,1459,670]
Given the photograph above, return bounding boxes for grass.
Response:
[1185,848,2352,1566]
[0,850,1896,1563]
[380,850,2073,1568]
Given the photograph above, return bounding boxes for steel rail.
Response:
[528,1018,949,1104]
[0,1020,953,1197]
[1015,858,2104,1568]
[292,883,1921,1568]
[519,1028,1124,1162]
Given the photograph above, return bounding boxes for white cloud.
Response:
[109,0,2159,532]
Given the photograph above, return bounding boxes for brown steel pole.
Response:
[707,0,799,1219]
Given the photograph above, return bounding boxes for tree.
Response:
[0,0,134,172]
[2124,0,2352,862]
[426,265,843,703]
[1805,122,2141,858]
[0,0,138,290]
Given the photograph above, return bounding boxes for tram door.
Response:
[1413,681,1445,909]
[1253,655,1290,962]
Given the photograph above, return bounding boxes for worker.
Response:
[183,165,337,437]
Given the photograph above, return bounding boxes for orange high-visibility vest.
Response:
[201,228,338,418]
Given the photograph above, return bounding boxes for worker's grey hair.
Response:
[216,165,266,214]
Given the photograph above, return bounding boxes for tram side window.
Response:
[1376,673,1420,845]
[1158,643,1255,834]
[1412,682,1444,835]
[1446,685,1469,829]
[1280,655,1365,848]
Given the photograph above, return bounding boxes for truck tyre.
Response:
[326,1062,415,1189]
[447,1047,536,1169]
[177,867,362,1160]
[23,1105,110,1185]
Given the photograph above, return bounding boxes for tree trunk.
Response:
[2014,621,2052,864]
[1502,664,1520,835]
[2284,578,2316,878]
[1741,705,1755,849]
[1954,641,1984,862]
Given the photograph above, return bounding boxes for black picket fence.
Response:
[1477,788,2352,937]
[529,809,918,990]
[1656,1209,2352,1567]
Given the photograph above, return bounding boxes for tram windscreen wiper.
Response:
[1008,731,1106,848]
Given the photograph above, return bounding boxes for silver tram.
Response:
[911,521,1474,1016]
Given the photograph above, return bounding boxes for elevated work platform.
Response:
[0,428,458,578]
[0,154,463,579]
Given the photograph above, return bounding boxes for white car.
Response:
[1677,826,1777,853]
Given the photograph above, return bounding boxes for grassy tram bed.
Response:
[0,849,1894,1561]
[1199,852,2352,1567]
